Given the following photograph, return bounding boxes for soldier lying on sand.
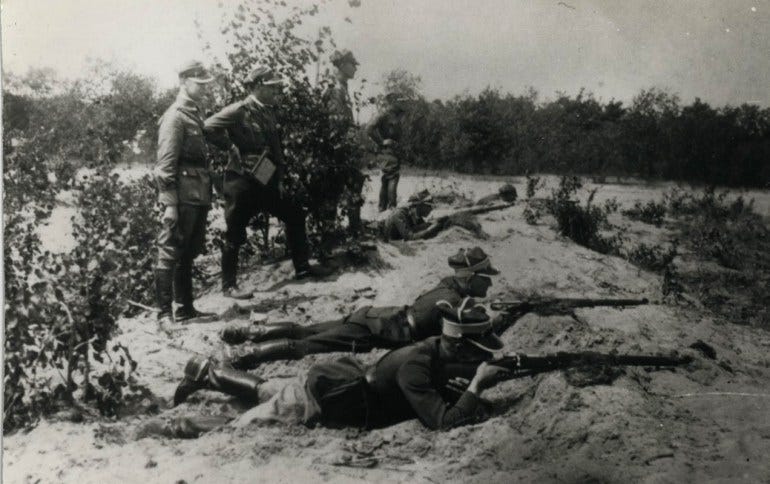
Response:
[172,247,500,406]
[138,298,508,438]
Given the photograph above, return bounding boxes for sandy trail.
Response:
[5,173,770,483]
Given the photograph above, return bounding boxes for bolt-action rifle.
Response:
[443,350,692,386]
[490,297,649,334]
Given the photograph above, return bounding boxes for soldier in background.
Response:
[366,93,408,211]
[153,60,216,329]
[328,49,366,236]
[379,194,440,241]
[204,65,331,299]
[476,183,518,205]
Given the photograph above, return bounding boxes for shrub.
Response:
[626,242,677,272]
[622,200,667,226]
[545,176,623,254]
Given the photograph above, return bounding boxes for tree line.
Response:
[386,75,770,187]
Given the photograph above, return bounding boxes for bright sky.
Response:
[2,0,769,109]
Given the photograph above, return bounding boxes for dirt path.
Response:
[5,174,770,483]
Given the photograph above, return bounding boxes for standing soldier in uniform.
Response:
[328,49,366,236]
[153,60,215,329]
[367,93,407,211]
[204,65,331,300]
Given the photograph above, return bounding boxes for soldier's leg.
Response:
[387,172,400,209]
[220,318,346,345]
[224,322,372,370]
[155,214,179,328]
[173,355,264,406]
[257,182,313,274]
[378,173,389,212]
[221,173,257,295]
[174,205,210,317]
[346,170,365,235]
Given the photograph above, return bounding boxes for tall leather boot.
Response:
[175,259,215,322]
[173,355,264,406]
[155,268,174,329]
[220,321,302,345]
[221,243,252,299]
[225,339,306,371]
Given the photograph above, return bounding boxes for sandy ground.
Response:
[6,172,770,483]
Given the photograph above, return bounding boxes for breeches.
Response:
[156,204,209,270]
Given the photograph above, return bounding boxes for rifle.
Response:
[436,202,514,224]
[490,297,649,316]
[443,351,692,386]
[489,297,649,335]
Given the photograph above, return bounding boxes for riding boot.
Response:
[174,259,215,322]
[173,356,264,406]
[155,268,174,328]
[220,321,302,345]
[224,339,306,371]
[221,242,240,292]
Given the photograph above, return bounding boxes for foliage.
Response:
[3,62,175,167]
[622,200,667,227]
[626,242,678,272]
[386,81,770,187]
[3,144,157,432]
[545,176,623,254]
[201,0,367,256]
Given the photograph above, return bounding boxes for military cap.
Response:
[436,297,504,352]
[448,247,500,276]
[330,49,359,67]
[178,60,214,83]
[244,65,285,86]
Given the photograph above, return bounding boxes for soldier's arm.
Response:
[397,357,485,430]
[154,112,184,206]
[203,102,244,150]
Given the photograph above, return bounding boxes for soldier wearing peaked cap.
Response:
[172,248,501,406]
[144,298,507,437]
[152,60,216,329]
[327,49,366,236]
[204,65,332,299]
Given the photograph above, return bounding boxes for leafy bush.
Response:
[622,200,666,226]
[201,0,367,257]
[3,147,157,432]
[626,242,677,272]
[545,176,623,254]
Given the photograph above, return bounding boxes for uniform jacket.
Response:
[154,91,212,206]
[408,276,467,340]
[328,78,354,125]
[305,337,484,430]
[380,207,425,241]
[203,95,285,180]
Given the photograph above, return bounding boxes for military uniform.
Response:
[327,76,366,235]
[366,106,404,211]
[161,299,502,435]
[204,93,313,291]
[153,68,213,322]
[379,206,429,241]
[221,274,473,370]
